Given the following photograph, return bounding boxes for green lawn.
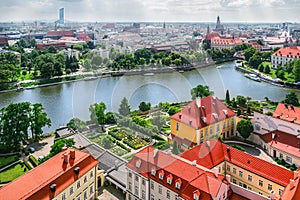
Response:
[0,155,19,169]
[0,163,30,183]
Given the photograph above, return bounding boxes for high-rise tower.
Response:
[59,8,64,24]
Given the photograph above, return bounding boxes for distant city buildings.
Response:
[59,8,65,24]
[213,16,225,34]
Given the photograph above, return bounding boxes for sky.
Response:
[0,0,299,23]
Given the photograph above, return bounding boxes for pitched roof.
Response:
[126,146,226,199]
[46,30,74,37]
[0,148,98,200]
[273,103,300,125]
[260,130,300,158]
[280,170,300,200]
[171,96,235,129]
[273,46,300,58]
[181,138,294,186]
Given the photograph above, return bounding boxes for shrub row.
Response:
[232,144,245,151]
[108,130,124,140]
[152,134,165,141]
[116,141,131,152]
[275,158,297,171]
[22,161,32,170]
[153,141,170,150]
[28,155,39,167]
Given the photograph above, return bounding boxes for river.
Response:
[0,62,298,132]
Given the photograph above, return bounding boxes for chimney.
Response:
[62,146,67,152]
[270,190,276,200]
[290,179,295,189]
[226,174,231,183]
[153,149,158,158]
[272,133,275,139]
[196,98,201,108]
[74,166,80,175]
[214,167,219,178]
[70,149,75,159]
[294,171,299,180]
[63,153,68,164]
[192,160,197,166]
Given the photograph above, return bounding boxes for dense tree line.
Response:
[0,102,51,152]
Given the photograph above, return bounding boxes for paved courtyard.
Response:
[98,185,125,200]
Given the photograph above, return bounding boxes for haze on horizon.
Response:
[0,0,299,23]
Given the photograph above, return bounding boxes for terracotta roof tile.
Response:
[273,103,300,124]
[273,46,300,58]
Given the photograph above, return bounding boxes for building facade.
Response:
[170,96,236,150]
[271,46,300,68]
[0,148,99,200]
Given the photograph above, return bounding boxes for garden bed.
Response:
[0,162,30,183]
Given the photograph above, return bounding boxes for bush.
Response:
[232,144,245,151]
[28,155,39,167]
[290,164,297,171]
[116,141,131,152]
[152,133,165,141]
[23,161,32,170]
[153,141,170,150]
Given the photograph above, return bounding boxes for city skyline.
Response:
[0,0,299,23]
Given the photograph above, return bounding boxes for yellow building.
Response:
[170,96,236,149]
[181,138,295,199]
[0,148,100,200]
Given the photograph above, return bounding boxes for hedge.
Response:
[232,144,245,151]
[116,141,131,152]
[28,155,39,167]
[23,161,32,170]
[152,134,165,141]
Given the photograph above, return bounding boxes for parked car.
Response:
[28,147,35,153]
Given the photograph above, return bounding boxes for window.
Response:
[210,128,213,134]
[239,171,243,177]
[142,179,146,185]
[216,124,220,132]
[248,187,252,190]
[151,169,156,176]
[259,180,263,187]
[205,129,208,136]
[279,153,283,159]
[166,190,170,199]
[77,181,81,189]
[248,175,252,182]
[223,122,226,128]
[135,175,139,182]
[129,172,132,178]
[239,182,243,187]
[128,182,132,191]
[176,123,179,131]
[159,185,162,194]
[76,196,80,200]
[287,156,292,163]
[233,179,236,184]
[233,168,236,174]
[142,190,146,199]
[279,189,283,196]
[90,171,93,178]
[194,193,199,200]
[200,130,203,138]
[135,186,139,196]
[268,184,272,191]
[227,165,230,172]
[90,185,94,195]
[83,190,87,200]
[84,176,87,184]
[150,194,154,200]
[151,181,154,190]
[176,182,181,189]
[159,173,164,180]
[167,177,172,185]
[62,193,66,200]
[70,186,74,195]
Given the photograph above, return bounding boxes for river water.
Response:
[0,62,298,132]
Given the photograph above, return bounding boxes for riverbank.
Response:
[235,63,300,89]
[0,61,216,93]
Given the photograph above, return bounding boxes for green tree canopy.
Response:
[119,97,131,116]
[191,84,214,100]
[293,59,300,83]
[225,90,230,105]
[237,119,254,140]
[67,118,87,132]
[244,47,257,62]
[282,92,300,106]
[139,102,151,112]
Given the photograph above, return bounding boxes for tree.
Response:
[106,112,116,124]
[258,64,264,72]
[139,102,151,112]
[264,64,271,74]
[249,55,262,69]
[151,112,165,131]
[244,47,257,62]
[29,103,51,140]
[237,119,254,140]
[89,103,106,130]
[101,136,112,149]
[49,138,75,156]
[172,141,179,155]
[119,97,131,116]
[191,84,214,100]
[225,90,230,105]
[67,118,87,132]
[282,92,300,106]
[247,106,251,115]
[276,69,285,80]
[293,59,300,82]
[236,95,247,106]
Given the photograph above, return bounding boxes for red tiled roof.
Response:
[46,30,74,37]
[211,37,242,45]
[0,148,98,200]
[273,46,300,58]
[230,193,249,200]
[0,37,8,45]
[273,103,300,124]
[171,96,235,129]
[181,138,294,186]
[205,32,220,40]
[126,146,225,199]
[260,130,300,158]
[280,170,300,200]
[77,33,92,42]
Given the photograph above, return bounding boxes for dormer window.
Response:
[175,178,182,189]
[158,170,165,180]
[136,159,141,168]
[167,174,173,185]
[151,169,156,176]
[193,190,200,200]
[212,113,218,119]
[201,117,207,123]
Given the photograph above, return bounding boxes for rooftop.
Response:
[273,103,300,125]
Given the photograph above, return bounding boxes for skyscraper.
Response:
[59,8,64,24]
